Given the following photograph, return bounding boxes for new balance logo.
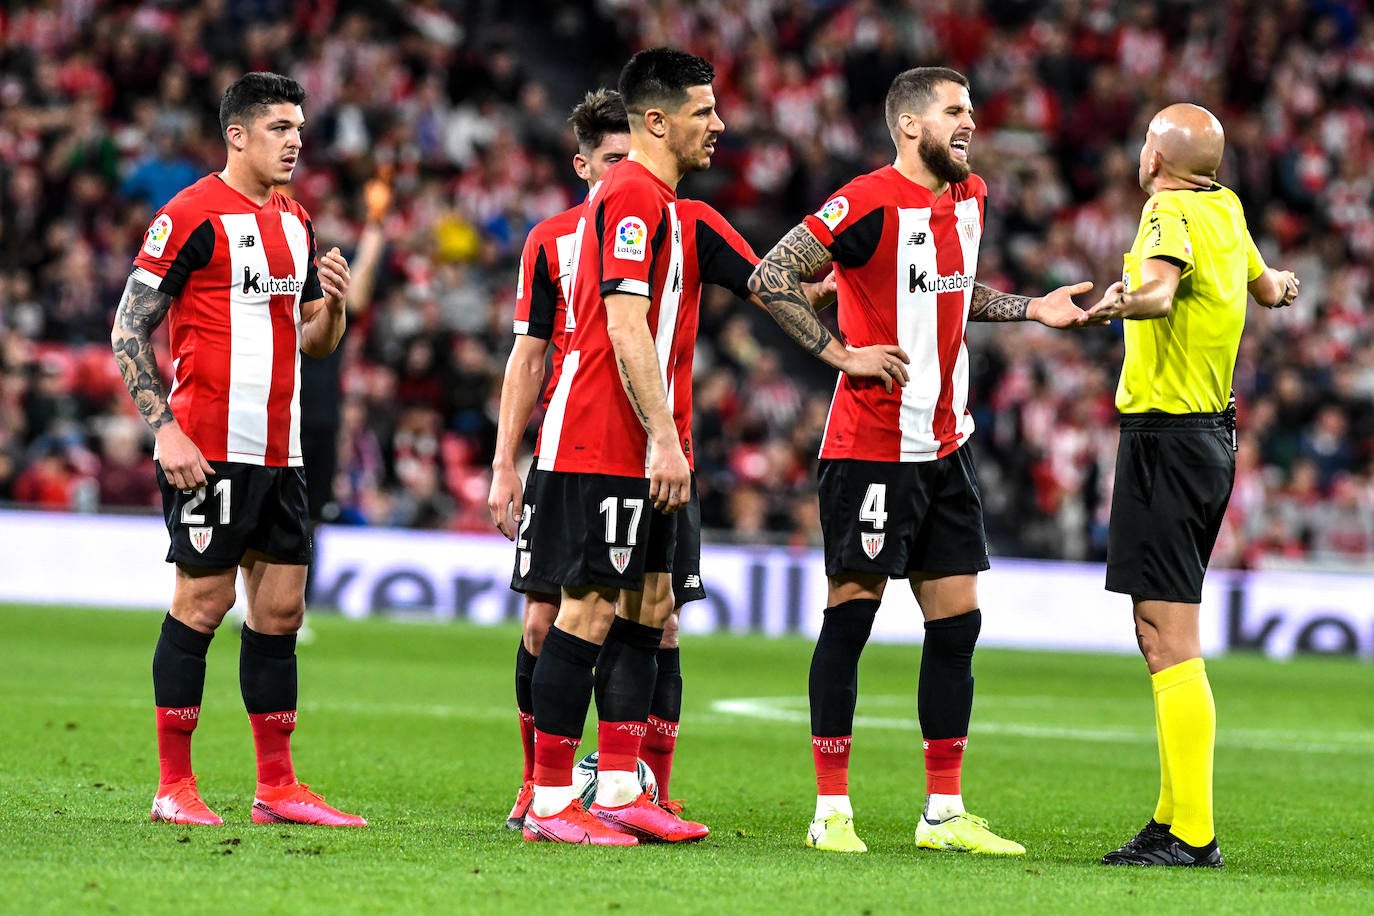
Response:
[237,235,256,247]
[682,574,702,589]
[907,231,928,245]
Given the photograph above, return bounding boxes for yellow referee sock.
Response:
[1152,657,1215,847]
[1151,688,1173,826]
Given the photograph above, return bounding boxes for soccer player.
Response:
[748,67,1100,854]
[112,72,365,827]
[519,48,875,846]
[1081,103,1298,868]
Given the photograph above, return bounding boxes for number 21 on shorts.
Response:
[859,482,886,559]
[181,480,232,554]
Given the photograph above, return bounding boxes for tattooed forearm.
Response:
[616,355,655,432]
[969,282,1031,321]
[111,276,176,430]
[748,224,835,356]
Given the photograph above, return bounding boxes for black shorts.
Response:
[1106,414,1234,604]
[818,449,990,578]
[158,461,312,567]
[520,470,677,593]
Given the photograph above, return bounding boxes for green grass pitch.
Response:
[1,603,1371,914]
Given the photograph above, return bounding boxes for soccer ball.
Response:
[571,751,658,807]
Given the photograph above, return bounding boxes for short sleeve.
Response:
[598,179,668,299]
[1243,230,1266,283]
[130,202,214,297]
[514,232,557,339]
[803,186,884,268]
[1141,195,1195,279]
[693,204,757,298]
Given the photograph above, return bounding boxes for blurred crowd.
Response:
[2,0,1373,569]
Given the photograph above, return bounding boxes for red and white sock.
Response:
[248,710,297,788]
[596,720,647,808]
[812,735,853,817]
[641,715,678,799]
[518,711,536,783]
[530,729,579,817]
[156,706,200,788]
[923,736,967,821]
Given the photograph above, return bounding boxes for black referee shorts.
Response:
[1106,413,1235,604]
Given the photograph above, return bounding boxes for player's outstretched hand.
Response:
[648,436,691,514]
[1030,281,1096,328]
[318,247,351,307]
[839,344,909,394]
[488,467,524,541]
[155,424,215,491]
[1078,281,1126,325]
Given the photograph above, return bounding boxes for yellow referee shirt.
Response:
[1116,183,1267,414]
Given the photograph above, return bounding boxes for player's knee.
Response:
[659,611,681,649]
[523,595,558,654]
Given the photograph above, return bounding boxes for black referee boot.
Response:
[1102,823,1223,868]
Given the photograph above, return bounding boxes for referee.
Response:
[1080,103,1298,868]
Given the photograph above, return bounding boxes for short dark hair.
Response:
[568,89,629,153]
[618,47,715,116]
[884,67,969,137]
[219,72,307,137]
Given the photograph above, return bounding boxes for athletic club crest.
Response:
[609,547,633,574]
[518,550,531,577]
[861,532,885,559]
[189,526,214,554]
[959,218,978,243]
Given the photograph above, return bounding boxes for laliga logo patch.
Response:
[816,196,849,229]
[609,546,633,574]
[614,216,647,262]
[143,214,173,257]
[861,531,885,559]
[189,526,213,554]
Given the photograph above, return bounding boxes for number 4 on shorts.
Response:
[860,483,886,559]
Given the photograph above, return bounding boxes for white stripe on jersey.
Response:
[555,230,577,303]
[537,350,579,472]
[949,197,982,439]
[280,212,308,463]
[223,212,274,463]
[897,206,941,459]
[563,213,588,333]
[649,202,685,473]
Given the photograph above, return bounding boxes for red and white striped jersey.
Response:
[804,166,986,462]
[131,174,323,467]
[535,161,756,477]
[512,204,581,414]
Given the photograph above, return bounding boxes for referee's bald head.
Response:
[1143,103,1225,188]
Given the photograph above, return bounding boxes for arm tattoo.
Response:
[111,276,176,430]
[616,355,654,431]
[748,224,834,356]
[969,282,1031,322]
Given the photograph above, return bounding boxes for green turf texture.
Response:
[1,604,1370,914]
